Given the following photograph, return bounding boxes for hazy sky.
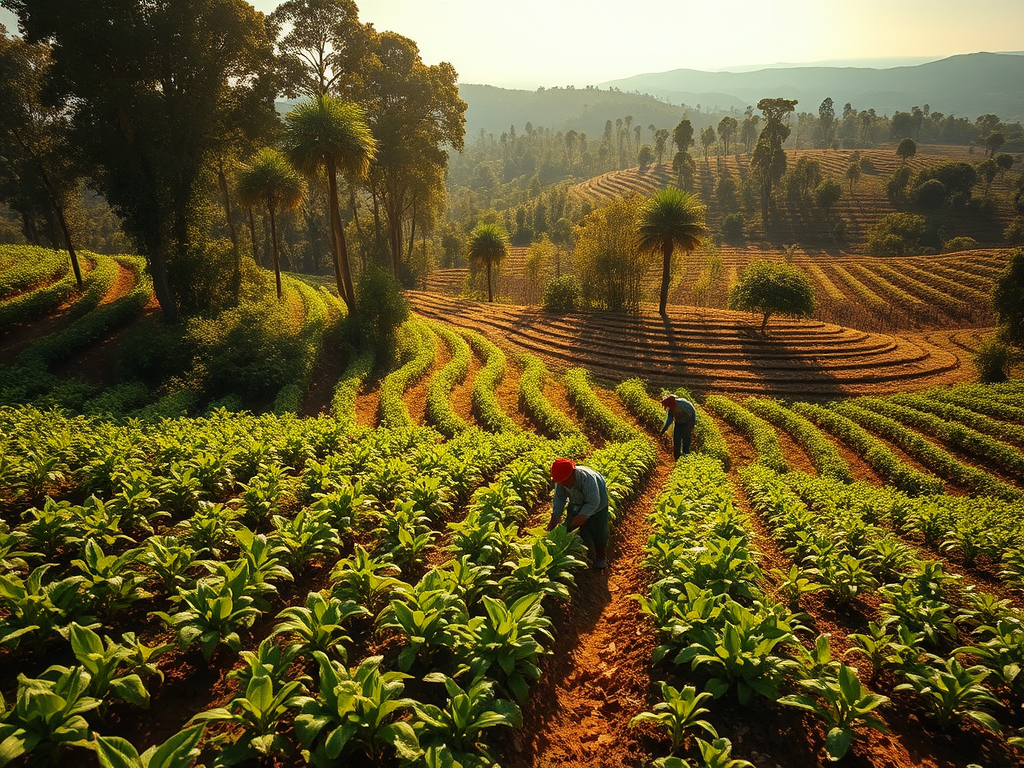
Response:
[3,1,1022,88]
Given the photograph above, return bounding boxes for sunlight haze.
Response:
[2,1,1021,87]
[251,0,1024,87]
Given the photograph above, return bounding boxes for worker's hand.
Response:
[568,514,587,531]
[546,515,559,531]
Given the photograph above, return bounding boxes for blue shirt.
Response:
[551,466,608,524]
[661,398,696,434]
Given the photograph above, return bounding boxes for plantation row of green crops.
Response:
[643,385,1024,764]
[0,312,671,767]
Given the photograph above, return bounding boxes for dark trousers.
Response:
[673,421,694,459]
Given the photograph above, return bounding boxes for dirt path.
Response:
[508,447,675,768]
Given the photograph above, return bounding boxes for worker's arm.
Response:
[548,484,568,530]
[659,409,673,435]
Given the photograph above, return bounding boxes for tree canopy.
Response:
[993,248,1024,345]
[728,259,815,333]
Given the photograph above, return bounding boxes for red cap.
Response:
[551,458,575,484]
[661,394,677,408]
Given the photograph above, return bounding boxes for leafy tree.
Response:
[637,145,655,173]
[992,248,1024,345]
[977,159,998,197]
[672,151,696,191]
[271,0,370,98]
[845,154,862,193]
[7,0,278,323]
[636,188,709,315]
[984,131,1005,158]
[466,223,508,303]
[896,138,917,165]
[700,126,716,162]
[915,162,977,206]
[653,128,670,166]
[995,153,1015,176]
[574,197,648,311]
[914,179,947,209]
[740,113,761,153]
[785,157,822,203]
[818,97,835,148]
[236,149,304,300]
[750,98,797,229]
[672,119,695,154]
[523,235,554,304]
[284,95,376,311]
[0,31,83,287]
[728,260,815,333]
[359,32,466,278]
[717,117,738,155]
[815,179,842,220]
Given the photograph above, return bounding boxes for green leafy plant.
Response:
[193,670,303,765]
[779,664,889,761]
[377,588,465,672]
[152,562,262,661]
[93,724,205,768]
[0,564,92,653]
[895,658,1003,733]
[0,667,100,766]
[413,673,521,766]
[273,591,368,660]
[454,593,552,704]
[629,683,718,755]
[292,653,420,765]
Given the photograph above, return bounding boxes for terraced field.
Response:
[406,291,966,398]
[571,146,1021,248]
[427,247,1012,335]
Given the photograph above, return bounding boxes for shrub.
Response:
[357,266,408,363]
[1005,216,1024,245]
[720,213,745,240]
[542,275,581,313]
[974,336,1010,383]
[914,178,947,209]
[943,236,979,252]
[866,213,927,256]
[184,290,304,403]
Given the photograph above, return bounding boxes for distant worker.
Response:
[547,458,609,569]
[660,394,697,460]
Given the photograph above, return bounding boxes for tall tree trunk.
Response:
[486,261,493,303]
[326,158,356,311]
[148,240,179,324]
[659,240,673,315]
[54,204,83,290]
[268,202,282,300]
[408,201,417,264]
[349,183,367,272]
[247,207,261,266]
[217,156,240,277]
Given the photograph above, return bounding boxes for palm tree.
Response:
[467,224,508,303]
[637,188,709,315]
[284,95,376,311]
[236,148,304,300]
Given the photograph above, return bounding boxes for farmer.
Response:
[660,394,697,460]
[546,457,609,569]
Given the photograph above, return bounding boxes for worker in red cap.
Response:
[547,457,609,569]
[660,394,697,459]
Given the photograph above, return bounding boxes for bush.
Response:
[114,317,188,386]
[169,238,241,317]
[184,292,304,403]
[973,336,1009,383]
[1005,216,1024,245]
[913,178,946,209]
[832,216,850,241]
[356,266,409,363]
[720,213,745,240]
[543,275,581,313]
[943,236,979,252]
[866,213,927,256]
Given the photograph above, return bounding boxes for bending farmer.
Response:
[660,394,697,460]
[546,457,609,569]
